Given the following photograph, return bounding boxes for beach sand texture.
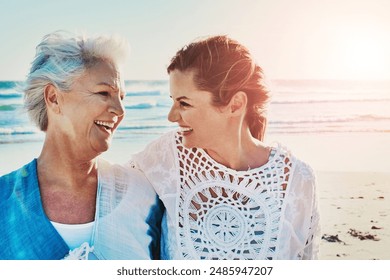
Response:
[1,132,389,260]
[317,171,389,259]
[267,133,390,260]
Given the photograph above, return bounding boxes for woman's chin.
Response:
[182,139,197,149]
[91,139,111,155]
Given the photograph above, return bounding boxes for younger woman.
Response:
[130,35,320,260]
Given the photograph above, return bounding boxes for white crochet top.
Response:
[130,130,320,260]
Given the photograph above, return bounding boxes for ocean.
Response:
[1,79,390,145]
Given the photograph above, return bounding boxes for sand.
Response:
[1,132,389,259]
[268,132,390,260]
[317,171,389,259]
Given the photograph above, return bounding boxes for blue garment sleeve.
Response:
[0,159,69,259]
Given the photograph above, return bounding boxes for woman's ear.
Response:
[229,91,247,115]
[44,84,61,114]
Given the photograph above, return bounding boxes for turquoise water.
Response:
[1,79,390,144]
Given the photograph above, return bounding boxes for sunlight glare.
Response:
[337,27,388,80]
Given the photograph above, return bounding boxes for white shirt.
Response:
[51,221,94,250]
[55,158,162,260]
[51,221,98,260]
[130,130,320,260]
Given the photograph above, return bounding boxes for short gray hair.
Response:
[23,30,129,131]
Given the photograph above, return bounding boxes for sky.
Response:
[0,0,389,81]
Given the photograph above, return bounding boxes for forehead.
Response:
[169,70,198,95]
[78,60,124,90]
[169,69,215,105]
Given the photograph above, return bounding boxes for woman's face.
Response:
[168,69,230,149]
[56,60,125,157]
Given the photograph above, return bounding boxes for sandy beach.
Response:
[1,131,389,260]
[317,170,389,260]
[269,132,390,260]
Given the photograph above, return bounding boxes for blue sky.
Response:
[1,0,389,80]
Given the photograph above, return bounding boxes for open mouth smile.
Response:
[179,126,193,135]
[94,120,116,134]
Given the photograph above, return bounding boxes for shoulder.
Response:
[98,157,150,184]
[294,158,316,182]
[147,130,177,150]
[139,130,177,153]
[0,159,37,199]
[98,157,156,189]
[0,159,36,181]
[272,143,315,182]
[130,130,179,169]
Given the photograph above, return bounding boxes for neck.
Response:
[36,133,99,224]
[205,126,269,171]
[37,135,98,190]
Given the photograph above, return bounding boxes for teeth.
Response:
[95,120,115,129]
[179,127,193,132]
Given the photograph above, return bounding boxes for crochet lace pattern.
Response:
[175,134,292,260]
[63,242,94,260]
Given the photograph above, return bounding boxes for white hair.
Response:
[23,30,130,131]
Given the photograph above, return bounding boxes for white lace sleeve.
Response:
[93,159,163,259]
[302,166,321,260]
[276,156,320,260]
[126,131,180,259]
[127,131,179,198]
[298,161,320,260]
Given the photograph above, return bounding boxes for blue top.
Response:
[0,159,69,259]
[0,159,163,260]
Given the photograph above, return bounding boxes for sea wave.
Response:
[0,127,38,135]
[125,102,156,109]
[0,81,20,89]
[117,123,175,131]
[1,79,389,145]
[271,97,390,105]
[126,90,162,96]
[1,90,165,98]
[124,100,170,109]
[270,114,390,125]
[0,93,23,99]
[0,104,22,111]
[268,127,390,134]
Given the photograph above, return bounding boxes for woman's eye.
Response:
[98,91,109,96]
[179,101,190,107]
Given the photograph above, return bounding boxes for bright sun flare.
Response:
[337,27,389,80]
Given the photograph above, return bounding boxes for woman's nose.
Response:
[167,105,179,122]
[110,95,125,117]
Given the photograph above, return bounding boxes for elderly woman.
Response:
[129,35,320,260]
[0,31,162,260]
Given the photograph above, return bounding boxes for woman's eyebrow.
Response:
[97,82,119,90]
[172,96,190,101]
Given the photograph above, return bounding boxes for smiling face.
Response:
[168,69,231,150]
[53,60,125,157]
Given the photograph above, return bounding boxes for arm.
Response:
[301,167,320,260]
